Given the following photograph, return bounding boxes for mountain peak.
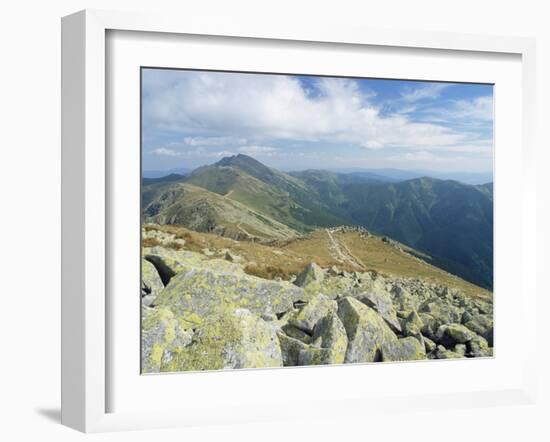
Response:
[216,153,262,167]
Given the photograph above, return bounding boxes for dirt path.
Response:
[325,229,365,269]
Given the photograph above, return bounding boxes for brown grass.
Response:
[142,223,492,300]
[141,237,162,248]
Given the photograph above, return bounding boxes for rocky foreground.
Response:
[141,229,493,373]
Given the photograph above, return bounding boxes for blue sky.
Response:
[142,69,493,173]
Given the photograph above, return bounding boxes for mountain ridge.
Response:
[142,154,493,290]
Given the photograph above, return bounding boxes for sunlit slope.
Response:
[144,223,491,300]
[143,183,299,241]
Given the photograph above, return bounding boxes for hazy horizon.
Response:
[142,69,494,174]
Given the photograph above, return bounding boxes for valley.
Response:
[143,154,494,290]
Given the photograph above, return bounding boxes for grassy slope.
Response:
[144,183,299,241]
[185,159,349,232]
[144,224,491,300]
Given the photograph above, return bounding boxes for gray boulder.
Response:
[310,312,348,364]
[401,310,424,337]
[337,297,397,363]
[467,335,492,357]
[433,344,464,359]
[161,309,282,371]
[435,323,475,348]
[154,257,305,327]
[355,291,402,333]
[141,258,165,306]
[289,294,337,333]
[141,307,194,373]
[277,332,309,366]
[381,336,426,362]
[464,314,493,345]
[294,262,325,287]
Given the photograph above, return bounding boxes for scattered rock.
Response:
[289,294,337,333]
[433,344,464,359]
[464,314,493,344]
[294,262,325,287]
[281,323,312,344]
[467,334,492,357]
[355,290,402,333]
[423,336,437,353]
[435,324,475,348]
[381,336,426,362]
[277,332,309,366]
[337,297,397,363]
[310,312,348,364]
[401,310,424,336]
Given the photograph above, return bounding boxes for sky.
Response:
[141,68,493,173]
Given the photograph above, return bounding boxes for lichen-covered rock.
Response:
[467,334,492,357]
[289,294,337,333]
[453,343,467,357]
[310,312,348,364]
[435,323,475,348]
[381,336,426,362]
[433,344,464,359]
[464,314,493,344]
[423,336,437,353]
[355,290,402,333]
[418,313,439,340]
[141,307,194,373]
[161,309,282,371]
[401,310,424,337]
[281,324,312,344]
[337,297,398,363]
[303,276,357,300]
[391,285,421,312]
[154,258,305,327]
[277,332,309,366]
[299,347,342,366]
[144,246,206,276]
[419,298,463,326]
[294,262,325,287]
[141,258,165,306]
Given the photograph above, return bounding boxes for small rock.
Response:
[355,291,402,333]
[337,297,397,363]
[423,336,437,353]
[281,323,312,344]
[381,336,426,362]
[294,262,325,287]
[467,335,491,357]
[289,294,337,333]
[435,324,474,348]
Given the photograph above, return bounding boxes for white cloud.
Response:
[452,96,493,121]
[400,83,449,103]
[419,96,493,124]
[151,146,236,158]
[150,147,182,157]
[142,71,475,151]
[238,145,279,156]
[183,136,247,147]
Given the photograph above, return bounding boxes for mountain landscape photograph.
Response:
[140,68,494,373]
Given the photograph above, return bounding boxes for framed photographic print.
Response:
[61,9,538,432]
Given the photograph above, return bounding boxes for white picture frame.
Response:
[61,9,538,433]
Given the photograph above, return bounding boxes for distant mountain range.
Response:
[319,168,493,185]
[143,165,493,185]
[142,154,493,290]
[142,167,192,179]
